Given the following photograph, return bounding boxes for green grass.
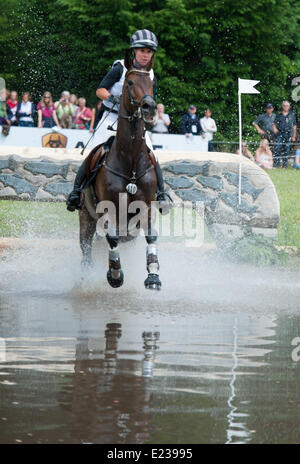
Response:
[0,168,299,251]
[268,168,300,250]
[0,200,78,239]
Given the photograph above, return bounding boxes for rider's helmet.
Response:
[130,29,158,52]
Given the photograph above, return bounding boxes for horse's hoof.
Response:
[144,273,161,291]
[107,269,124,288]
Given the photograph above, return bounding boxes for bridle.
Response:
[102,68,156,191]
[119,68,156,123]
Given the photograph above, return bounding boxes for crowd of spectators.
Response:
[252,100,297,168]
[0,89,96,131]
[0,87,299,169]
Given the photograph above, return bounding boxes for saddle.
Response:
[84,136,157,188]
[85,136,115,178]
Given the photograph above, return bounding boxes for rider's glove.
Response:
[108,95,121,105]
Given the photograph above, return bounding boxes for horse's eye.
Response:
[128,80,134,87]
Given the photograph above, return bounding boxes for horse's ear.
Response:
[145,54,154,71]
[124,50,133,70]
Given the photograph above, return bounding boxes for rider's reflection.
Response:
[68,323,160,444]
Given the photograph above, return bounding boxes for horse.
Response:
[79,55,162,290]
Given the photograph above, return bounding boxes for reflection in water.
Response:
[1,291,300,443]
[226,318,250,444]
[68,323,160,444]
[104,323,122,376]
[142,331,160,378]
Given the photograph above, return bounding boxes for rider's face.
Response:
[134,48,153,67]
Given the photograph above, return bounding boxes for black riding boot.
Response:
[66,159,87,211]
[155,161,172,214]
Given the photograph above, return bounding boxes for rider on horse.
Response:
[66,29,170,211]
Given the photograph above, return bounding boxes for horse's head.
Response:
[122,53,157,124]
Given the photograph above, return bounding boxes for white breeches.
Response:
[88,110,157,160]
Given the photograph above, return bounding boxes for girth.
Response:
[102,158,154,184]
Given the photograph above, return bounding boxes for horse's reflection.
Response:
[65,323,160,444]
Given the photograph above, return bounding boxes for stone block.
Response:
[0,186,17,198]
[175,188,217,208]
[165,176,194,189]
[196,175,223,190]
[164,161,204,176]
[35,187,55,201]
[0,173,37,197]
[44,180,73,197]
[24,161,68,178]
[223,171,264,200]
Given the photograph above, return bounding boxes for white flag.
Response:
[238,78,260,94]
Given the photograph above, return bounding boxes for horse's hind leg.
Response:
[79,206,96,267]
[106,232,124,288]
[144,217,161,291]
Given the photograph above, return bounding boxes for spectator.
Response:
[200,108,217,151]
[253,103,276,149]
[180,105,203,138]
[16,92,35,127]
[37,91,60,128]
[152,103,170,133]
[70,94,78,111]
[255,139,273,169]
[0,87,11,135]
[6,90,19,126]
[293,146,300,169]
[70,94,79,127]
[55,91,74,128]
[89,100,103,133]
[74,97,92,129]
[273,100,297,168]
[236,141,254,161]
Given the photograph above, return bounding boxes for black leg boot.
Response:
[66,159,87,211]
[155,161,172,215]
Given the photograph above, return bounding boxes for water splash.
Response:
[1,232,300,312]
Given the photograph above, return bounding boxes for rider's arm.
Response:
[96,62,123,101]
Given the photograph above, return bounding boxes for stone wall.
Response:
[0,152,280,245]
[162,156,280,244]
[0,155,78,202]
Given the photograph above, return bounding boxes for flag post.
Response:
[237,78,260,205]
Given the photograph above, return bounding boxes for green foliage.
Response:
[0,0,299,135]
[222,234,289,266]
[269,168,300,251]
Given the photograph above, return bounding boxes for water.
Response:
[1,236,300,444]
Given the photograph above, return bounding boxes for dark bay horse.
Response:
[79,56,161,290]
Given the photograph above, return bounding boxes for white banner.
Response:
[0,126,208,152]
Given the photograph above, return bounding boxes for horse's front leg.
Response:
[144,215,161,291]
[106,231,124,288]
[79,206,96,268]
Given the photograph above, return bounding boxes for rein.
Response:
[103,66,156,194]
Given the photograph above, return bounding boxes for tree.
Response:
[1,0,299,139]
